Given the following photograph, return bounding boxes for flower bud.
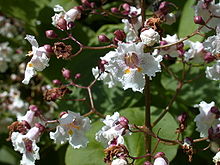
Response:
[57,18,67,30]
[67,22,75,29]
[210,106,220,118]
[98,34,110,43]
[140,28,160,46]
[75,73,81,79]
[98,60,108,72]
[44,44,53,53]
[111,7,119,13]
[204,52,216,63]
[177,112,187,124]
[154,152,169,165]
[144,161,153,165]
[114,30,126,41]
[81,0,91,8]
[45,30,58,39]
[29,105,39,112]
[90,2,96,8]
[159,1,169,14]
[62,68,71,79]
[52,79,62,85]
[194,16,205,25]
[122,3,130,11]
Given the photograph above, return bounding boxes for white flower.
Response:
[52,5,80,30]
[22,35,49,84]
[194,0,220,32]
[112,158,127,165]
[203,25,220,55]
[0,42,13,72]
[50,111,90,149]
[140,28,160,46]
[184,40,205,63]
[213,151,220,164]
[194,101,220,137]
[93,42,162,92]
[95,112,128,145]
[11,126,42,165]
[159,34,179,57]
[164,13,176,25]
[154,157,168,165]
[206,60,220,80]
[122,6,142,42]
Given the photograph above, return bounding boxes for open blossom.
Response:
[184,41,205,63]
[140,28,160,46]
[194,0,220,32]
[203,25,220,55]
[194,101,220,137]
[159,34,179,57]
[112,158,128,165]
[122,6,142,42]
[95,112,129,146]
[213,151,220,165]
[52,5,80,30]
[50,111,90,149]
[22,35,50,84]
[11,124,44,165]
[206,60,220,81]
[93,42,162,92]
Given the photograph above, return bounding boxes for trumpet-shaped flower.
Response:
[194,101,220,137]
[50,111,90,149]
[93,42,162,92]
[22,35,49,84]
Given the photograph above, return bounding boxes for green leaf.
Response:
[178,0,203,42]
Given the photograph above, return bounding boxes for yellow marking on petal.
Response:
[68,129,73,135]
[28,63,33,67]
[124,68,131,74]
[26,51,33,56]
[137,67,142,72]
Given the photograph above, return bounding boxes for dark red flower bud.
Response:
[98,60,108,72]
[67,22,75,29]
[74,73,81,79]
[194,16,205,25]
[45,30,58,39]
[204,52,216,63]
[44,44,53,53]
[62,68,71,79]
[52,79,62,85]
[122,3,130,11]
[29,105,38,112]
[111,7,119,13]
[57,18,67,30]
[114,30,126,41]
[98,34,110,43]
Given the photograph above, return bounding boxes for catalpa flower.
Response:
[22,35,50,84]
[11,123,44,165]
[93,42,162,92]
[95,112,129,146]
[206,60,220,81]
[194,101,220,137]
[122,6,142,42]
[52,5,81,30]
[50,111,90,149]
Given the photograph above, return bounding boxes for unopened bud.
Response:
[204,52,216,63]
[62,68,71,79]
[68,22,75,29]
[52,79,62,85]
[44,44,53,53]
[122,3,130,11]
[194,16,205,25]
[45,30,58,39]
[57,18,67,30]
[29,105,38,112]
[114,30,126,41]
[98,60,108,72]
[144,161,153,165]
[98,34,110,43]
[90,2,96,8]
[75,73,81,79]
[111,7,119,13]
[159,1,169,14]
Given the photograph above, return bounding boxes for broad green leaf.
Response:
[178,0,203,42]
[0,146,20,165]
